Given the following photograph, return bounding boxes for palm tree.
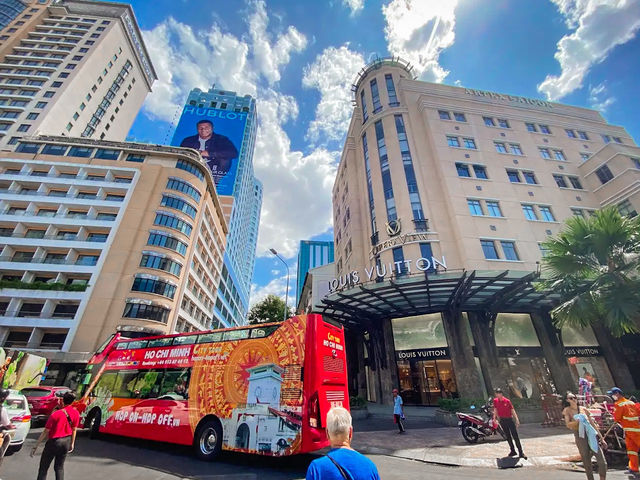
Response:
[539,206,640,337]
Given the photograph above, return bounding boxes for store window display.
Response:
[392,314,458,406]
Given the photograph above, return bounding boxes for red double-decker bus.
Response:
[75,314,348,460]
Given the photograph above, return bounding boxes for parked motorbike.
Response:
[456,402,505,444]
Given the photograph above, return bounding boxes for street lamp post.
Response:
[269,248,290,322]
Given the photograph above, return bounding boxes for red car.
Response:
[20,386,72,423]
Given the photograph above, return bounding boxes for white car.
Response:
[3,390,31,452]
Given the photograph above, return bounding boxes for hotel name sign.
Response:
[370,231,434,257]
[465,88,553,109]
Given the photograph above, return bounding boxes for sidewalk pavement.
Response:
[351,417,583,469]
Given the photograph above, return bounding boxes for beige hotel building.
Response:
[0,136,228,384]
[318,58,640,407]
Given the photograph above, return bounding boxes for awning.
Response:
[317,270,562,325]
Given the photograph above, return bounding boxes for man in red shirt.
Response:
[31,391,80,480]
[492,388,527,459]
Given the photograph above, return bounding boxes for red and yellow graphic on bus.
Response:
[78,315,347,458]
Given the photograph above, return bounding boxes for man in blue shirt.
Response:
[393,388,405,433]
[306,407,380,480]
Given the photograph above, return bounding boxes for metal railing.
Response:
[0,255,98,266]
[0,231,107,242]
[0,310,77,319]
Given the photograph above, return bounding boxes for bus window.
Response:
[197,332,222,344]
[130,369,163,398]
[222,329,249,341]
[95,371,118,395]
[173,335,197,346]
[148,337,173,348]
[250,325,279,338]
[95,333,116,355]
[113,370,140,398]
[159,368,190,400]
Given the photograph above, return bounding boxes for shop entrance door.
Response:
[397,359,458,406]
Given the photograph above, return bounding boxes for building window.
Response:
[123,302,169,324]
[500,241,519,261]
[631,157,640,169]
[454,112,466,122]
[154,212,193,236]
[601,134,611,143]
[525,122,537,132]
[126,154,146,163]
[553,174,568,188]
[578,131,589,140]
[494,142,507,153]
[175,159,204,179]
[553,149,566,161]
[539,125,551,134]
[360,89,367,122]
[486,201,503,217]
[568,176,583,189]
[447,135,460,147]
[166,177,201,203]
[473,165,488,179]
[375,120,396,221]
[439,110,451,120]
[94,148,120,160]
[43,91,54,98]
[522,204,538,220]
[385,74,398,106]
[565,129,576,138]
[539,148,551,159]
[370,78,381,113]
[580,153,590,162]
[509,143,523,155]
[140,252,182,276]
[498,118,509,128]
[463,137,477,149]
[571,208,585,217]
[66,123,72,131]
[36,102,47,108]
[613,136,622,144]
[160,195,197,219]
[481,240,499,260]
[594,165,614,184]
[392,247,407,276]
[506,169,521,183]
[456,163,471,177]
[523,171,537,184]
[147,231,188,255]
[395,114,424,221]
[483,116,495,127]
[539,206,555,222]
[17,124,30,132]
[67,146,93,157]
[467,199,483,216]
[618,199,637,218]
[131,276,176,299]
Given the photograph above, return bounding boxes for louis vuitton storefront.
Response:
[318,270,631,407]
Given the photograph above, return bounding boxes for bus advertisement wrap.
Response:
[77,315,348,459]
[171,106,248,196]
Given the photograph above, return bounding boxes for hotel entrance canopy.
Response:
[317,270,562,326]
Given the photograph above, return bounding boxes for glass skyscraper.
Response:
[296,240,334,306]
[181,87,262,327]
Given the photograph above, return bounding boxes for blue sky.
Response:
[125,0,640,307]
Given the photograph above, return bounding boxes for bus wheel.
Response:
[194,419,222,461]
[87,410,101,439]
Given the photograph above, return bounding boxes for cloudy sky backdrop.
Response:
[126,0,640,307]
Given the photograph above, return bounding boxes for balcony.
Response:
[0,279,87,292]
[0,255,98,266]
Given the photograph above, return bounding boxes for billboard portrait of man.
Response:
[179,119,238,185]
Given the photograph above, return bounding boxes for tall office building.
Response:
[0,136,228,383]
[174,87,261,327]
[0,0,156,147]
[295,240,334,307]
[318,58,639,406]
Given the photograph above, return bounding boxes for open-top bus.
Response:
[75,314,348,460]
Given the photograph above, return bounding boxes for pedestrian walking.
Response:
[0,389,16,472]
[608,387,640,476]
[306,406,380,480]
[392,388,405,433]
[492,387,527,459]
[31,391,80,480]
[562,391,607,480]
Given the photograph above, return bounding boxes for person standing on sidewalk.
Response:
[0,389,16,472]
[492,388,526,459]
[562,391,607,480]
[608,387,640,476]
[31,391,80,480]
[392,389,405,433]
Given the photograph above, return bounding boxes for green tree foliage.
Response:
[248,294,293,325]
[539,207,640,336]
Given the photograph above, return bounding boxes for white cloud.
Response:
[254,90,338,259]
[382,0,458,82]
[248,0,307,85]
[250,274,293,307]
[343,0,365,15]
[588,82,616,112]
[302,45,365,146]
[538,0,640,101]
